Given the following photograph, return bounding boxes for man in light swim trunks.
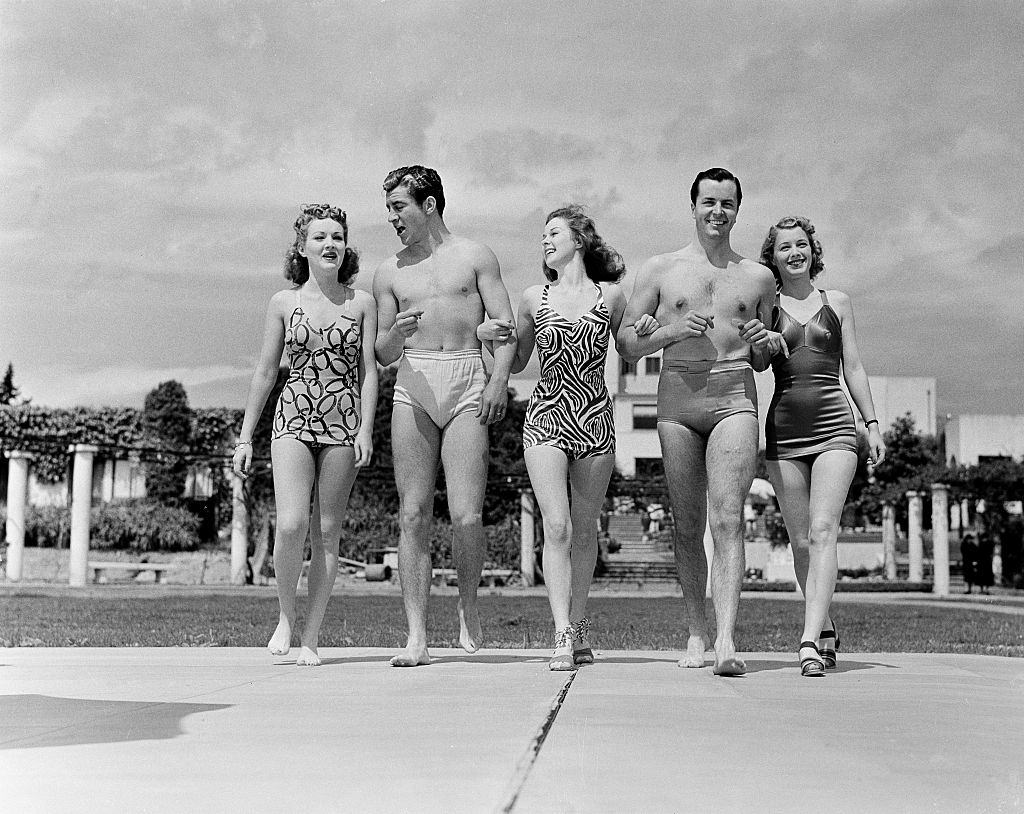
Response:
[617,168,776,675]
[373,165,516,667]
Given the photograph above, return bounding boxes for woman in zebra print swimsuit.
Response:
[481,205,656,670]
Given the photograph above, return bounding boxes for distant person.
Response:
[233,204,378,666]
[479,205,645,670]
[759,215,885,676]
[961,533,979,594]
[373,165,516,667]
[618,168,776,676]
[976,532,995,594]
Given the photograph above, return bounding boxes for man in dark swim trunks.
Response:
[617,168,776,675]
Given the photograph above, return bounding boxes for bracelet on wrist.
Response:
[864,420,878,427]
[234,440,253,448]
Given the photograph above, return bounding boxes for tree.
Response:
[0,363,23,405]
[854,413,945,525]
[141,380,194,505]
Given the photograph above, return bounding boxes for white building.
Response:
[944,415,1024,466]
[607,347,937,477]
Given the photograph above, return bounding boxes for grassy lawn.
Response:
[1,593,1021,656]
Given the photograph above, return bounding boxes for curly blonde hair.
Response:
[542,205,626,283]
[284,203,360,285]
[759,215,825,288]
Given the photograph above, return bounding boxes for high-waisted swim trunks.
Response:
[657,358,757,438]
[393,349,486,429]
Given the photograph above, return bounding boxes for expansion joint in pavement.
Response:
[495,671,577,813]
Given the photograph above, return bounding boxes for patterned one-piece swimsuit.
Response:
[272,290,362,449]
[523,284,615,460]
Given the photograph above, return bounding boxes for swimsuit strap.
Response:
[819,289,829,307]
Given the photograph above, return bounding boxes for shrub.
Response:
[26,505,72,548]
[91,500,201,552]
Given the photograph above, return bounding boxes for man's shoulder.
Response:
[447,234,498,266]
[641,249,689,276]
[736,256,775,282]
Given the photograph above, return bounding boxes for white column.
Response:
[882,502,897,581]
[931,483,950,596]
[907,491,924,583]
[520,490,536,587]
[4,451,32,581]
[230,471,249,585]
[68,444,98,587]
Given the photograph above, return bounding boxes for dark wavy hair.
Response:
[690,167,742,207]
[382,165,446,216]
[542,205,626,283]
[284,203,359,286]
[759,215,825,288]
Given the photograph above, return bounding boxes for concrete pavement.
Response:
[1,647,1022,813]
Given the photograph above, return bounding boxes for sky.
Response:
[1,0,1022,420]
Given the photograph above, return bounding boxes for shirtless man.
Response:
[373,165,516,667]
[618,168,775,675]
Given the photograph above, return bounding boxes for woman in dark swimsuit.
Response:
[759,216,885,677]
[233,204,378,666]
[479,206,654,670]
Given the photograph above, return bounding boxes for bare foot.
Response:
[390,644,431,667]
[458,599,483,654]
[712,642,747,676]
[267,615,292,656]
[678,635,709,668]
[296,646,321,666]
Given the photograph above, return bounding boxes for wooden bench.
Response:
[431,568,515,587]
[88,561,173,584]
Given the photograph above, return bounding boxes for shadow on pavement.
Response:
[0,694,231,750]
[743,657,899,674]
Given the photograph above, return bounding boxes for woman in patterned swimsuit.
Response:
[758,216,885,677]
[233,204,378,666]
[481,206,654,670]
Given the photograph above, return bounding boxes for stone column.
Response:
[68,444,98,587]
[931,483,950,596]
[520,491,536,587]
[230,471,249,585]
[907,490,924,583]
[3,451,32,581]
[882,502,897,580]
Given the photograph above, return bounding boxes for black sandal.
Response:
[799,641,825,677]
[819,624,840,670]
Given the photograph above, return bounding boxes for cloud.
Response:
[462,128,599,188]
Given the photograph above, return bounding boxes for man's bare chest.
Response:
[661,271,760,318]
[393,268,480,309]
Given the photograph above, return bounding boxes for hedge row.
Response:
[0,499,524,569]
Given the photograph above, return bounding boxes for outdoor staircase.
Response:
[600,514,677,583]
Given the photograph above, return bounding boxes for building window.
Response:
[635,457,663,479]
[632,404,659,430]
[645,357,661,375]
[620,358,637,375]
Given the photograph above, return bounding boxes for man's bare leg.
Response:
[705,414,758,676]
[391,406,440,667]
[268,439,316,657]
[658,422,712,668]
[441,411,489,653]
[297,447,359,666]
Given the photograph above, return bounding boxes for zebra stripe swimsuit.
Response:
[523,284,615,461]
